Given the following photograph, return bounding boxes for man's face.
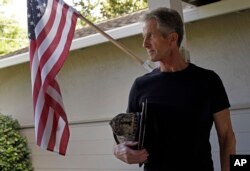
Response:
[142,19,172,62]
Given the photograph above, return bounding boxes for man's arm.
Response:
[214,108,236,171]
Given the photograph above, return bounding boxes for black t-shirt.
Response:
[127,63,230,171]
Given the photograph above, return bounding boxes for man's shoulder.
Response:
[135,68,160,82]
[190,63,217,76]
[190,64,224,87]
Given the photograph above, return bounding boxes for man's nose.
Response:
[143,37,150,49]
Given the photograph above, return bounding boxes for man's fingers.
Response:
[124,141,138,147]
[113,141,149,164]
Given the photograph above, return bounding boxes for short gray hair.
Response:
[141,7,184,47]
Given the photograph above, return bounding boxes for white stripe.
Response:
[34,88,45,141]
[31,49,39,94]
[35,0,53,37]
[31,43,45,143]
[54,117,65,152]
[35,0,63,62]
[47,85,65,110]
[30,49,44,140]
[41,7,74,85]
[41,107,54,149]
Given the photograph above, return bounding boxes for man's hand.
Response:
[113,141,148,164]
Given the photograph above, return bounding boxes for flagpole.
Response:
[78,14,153,71]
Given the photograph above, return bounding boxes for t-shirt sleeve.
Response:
[210,71,230,114]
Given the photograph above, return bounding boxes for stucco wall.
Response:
[58,36,147,123]
[185,9,250,107]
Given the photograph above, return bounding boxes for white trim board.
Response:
[184,0,250,22]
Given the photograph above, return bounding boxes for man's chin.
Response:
[148,54,158,62]
[149,57,157,62]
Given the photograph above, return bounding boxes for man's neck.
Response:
[159,53,188,72]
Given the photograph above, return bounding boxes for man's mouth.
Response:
[147,50,155,56]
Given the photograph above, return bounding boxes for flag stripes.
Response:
[28,0,79,155]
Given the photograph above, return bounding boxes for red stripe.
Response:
[59,125,70,155]
[47,110,59,151]
[36,102,49,146]
[32,67,42,110]
[29,40,36,65]
[50,78,62,95]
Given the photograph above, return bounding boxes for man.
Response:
[113,7,236,171]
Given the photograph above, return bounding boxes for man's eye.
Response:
[143,33,152,40]
[146,34,152,39]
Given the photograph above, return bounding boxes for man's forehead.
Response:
[142,19,157,32]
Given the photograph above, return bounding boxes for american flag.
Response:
[27,0,79,155]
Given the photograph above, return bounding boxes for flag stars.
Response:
[28,0,46,39]
[36,4,42,9]
[36,4,46,14]
[30,21,35,26]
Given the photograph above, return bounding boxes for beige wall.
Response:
[185,9,250,107]
[59,36,147,123]
[0,9,250,171]
[0,63,33,125]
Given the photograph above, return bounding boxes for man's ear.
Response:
[169,32,178,46]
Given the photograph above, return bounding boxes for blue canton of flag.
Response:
[28,0,47,39]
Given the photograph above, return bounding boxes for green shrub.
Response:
[0,114,33,171]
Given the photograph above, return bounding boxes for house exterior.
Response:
[0,0,250,170]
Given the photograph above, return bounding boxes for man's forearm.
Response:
[220,133,236,171]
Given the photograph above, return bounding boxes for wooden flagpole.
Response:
[78,14,153,71]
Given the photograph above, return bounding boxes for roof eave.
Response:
[0,0,249,69]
